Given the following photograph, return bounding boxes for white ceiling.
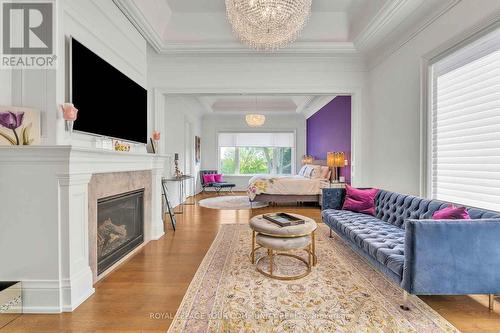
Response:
[116,0,456,56]
[194,95,336,117]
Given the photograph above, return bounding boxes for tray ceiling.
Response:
[115,0,459,56]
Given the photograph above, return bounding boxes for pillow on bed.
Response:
[301,165,317,178]
[308,165,323,179]
[319,166,330,179]
[298,165,308,176]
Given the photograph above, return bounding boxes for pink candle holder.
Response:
[61,103,78,134]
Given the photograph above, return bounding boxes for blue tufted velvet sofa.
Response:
[322,188,500,300]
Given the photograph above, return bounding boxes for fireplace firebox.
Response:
[97,189,144,275]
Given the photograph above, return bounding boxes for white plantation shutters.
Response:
[431,27,500,211]
[218,132,295,148]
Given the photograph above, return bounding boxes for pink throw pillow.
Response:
[342,185,379,216]
[203,174,215,184]
[432,205,471,220]
[214,174,223,182]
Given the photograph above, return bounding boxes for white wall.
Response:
[365,0,500,195]
[201,113,306,190]
[160,96,203,207]
[0,69,11,105]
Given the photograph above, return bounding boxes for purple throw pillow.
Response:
[214,174,223,182]
[342,185,379,216]
[203,174,215,184]
[432,205,471,220]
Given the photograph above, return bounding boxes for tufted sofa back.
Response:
[374,190,500,229]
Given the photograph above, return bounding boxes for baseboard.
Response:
[22,267,95,313]
[61,287,94,312]
[61,267,94,312]
[151,223,165,240]
[22,280,62,313]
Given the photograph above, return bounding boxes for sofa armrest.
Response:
[402,218,500,295]
[322,188,345,210]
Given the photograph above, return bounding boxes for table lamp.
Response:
[327,152,345,182]
[302,155,314,165]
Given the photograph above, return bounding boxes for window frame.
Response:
[422,21,500,206]
[217,130,296,176]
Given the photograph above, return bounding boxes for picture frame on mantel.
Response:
[0,106,41,146]
[146,138,156,154]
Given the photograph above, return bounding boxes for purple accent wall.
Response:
[306,96,351,183]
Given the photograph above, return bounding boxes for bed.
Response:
[247,161,330,206]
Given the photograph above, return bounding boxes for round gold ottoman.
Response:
[249,214,317,280]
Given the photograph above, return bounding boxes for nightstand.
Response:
[319,182,346,207]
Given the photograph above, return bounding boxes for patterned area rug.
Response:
[167,224,459,333]
[198,195,268,210]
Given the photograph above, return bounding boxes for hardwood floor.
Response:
[3,192,500,332]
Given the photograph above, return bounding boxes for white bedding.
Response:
[247,174,328,200]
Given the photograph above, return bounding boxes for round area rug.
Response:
[198,196,267,210]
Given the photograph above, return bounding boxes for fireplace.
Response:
[97,189,144,275]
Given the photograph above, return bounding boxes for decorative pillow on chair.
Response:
[213,174,224,183]
[203,174,215,184]
[342,185,379,216]
[432,205,471,220]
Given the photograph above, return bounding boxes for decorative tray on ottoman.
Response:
[263,213,305,227]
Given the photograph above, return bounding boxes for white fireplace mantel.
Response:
[0,146,169,313]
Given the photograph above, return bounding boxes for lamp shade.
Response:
[327,152,335,168]
[334,152,345,167]
[302,155,313,165]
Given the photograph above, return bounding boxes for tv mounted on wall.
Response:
[70,37,147,144]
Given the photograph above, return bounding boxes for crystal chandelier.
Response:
[225,0,312,51]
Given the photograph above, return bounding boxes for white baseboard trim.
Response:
[22,280,62,313]
[151,223,165,240]
[62,287,94,312]
[61,266,94,312]
[23,306,62,314]
[21,267,95,313]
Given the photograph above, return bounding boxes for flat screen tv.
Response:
[71,37,147,143]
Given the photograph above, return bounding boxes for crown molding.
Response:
[302,96,337,119]
[366,0,462,69]
[113,0,165,53]
[354,0,416,52]
[295,96,316,114]
[157,41,359,56]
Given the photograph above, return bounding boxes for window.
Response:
[429,27,500,211]
[218,132,295,175]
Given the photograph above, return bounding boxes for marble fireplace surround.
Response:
[0,146,168,313]
[88,171,152,283]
